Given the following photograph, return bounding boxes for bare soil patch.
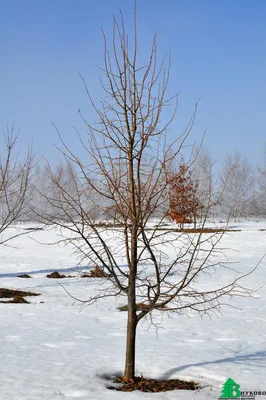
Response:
[118,303,165,312]
[89,268,110,278]
[0,288,40,304]
[0,288,39,298]
[18,274,32,278]
[107,376,200,392]
[1,296,29,304]
[146,228,241,233]
[93,223,241,233]
[46,271,66,278]
[80,273,91,278]
[82,265,111,278]
[23,227,43,231]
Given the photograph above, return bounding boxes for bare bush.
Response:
[0,125,34,244]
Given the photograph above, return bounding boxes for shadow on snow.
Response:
[160,350,266,380]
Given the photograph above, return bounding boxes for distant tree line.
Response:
[0,145,258,226]
[2,125,263,227]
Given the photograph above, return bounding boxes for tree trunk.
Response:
[124,150,138,380]
[193,212,197,229]
[124,281,138,380]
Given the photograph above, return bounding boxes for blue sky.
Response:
[1,0,266,167]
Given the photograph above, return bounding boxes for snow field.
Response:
[0,223,266,399]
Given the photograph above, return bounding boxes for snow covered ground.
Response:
[0,222,266,399]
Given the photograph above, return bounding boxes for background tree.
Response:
[253,167,266,218]
[43,7,255,380]
[219,151,254,221]
[29,164,49,220]
[0,125,34,244]
[191,147,216,221]
[167,163,204,228]
[31,161,87,223]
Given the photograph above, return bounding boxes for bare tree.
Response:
[42,7,256,380]
[219,151,254,221]
[29,164,49,220]
[191,147,217,222]
[253,167,266,218]
[0,125,34,244]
